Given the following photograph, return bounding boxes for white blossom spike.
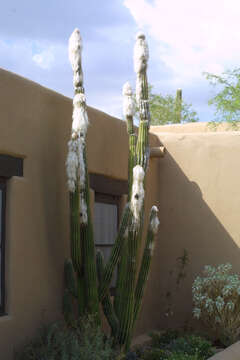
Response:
[66,138,86,192]
[134,32,149,74]
[69,28,82,72]
[77,138,85,186]
[72,93,89,136]
[150,206,160,235]
[135,74,142,105]
[131,165,145,225]
[80,193,88,224]
[148,241,155,256]
[122,82,135,117]
[66,140,79,192]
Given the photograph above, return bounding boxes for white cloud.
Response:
[124,0,240,86]
[32,47,55,70]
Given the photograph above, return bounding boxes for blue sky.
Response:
[1,0,240,122]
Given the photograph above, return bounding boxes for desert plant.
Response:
[149,330,180,348]
[14,317,117,360]
[142,348,170,360]
[166,335,213,358]
[163,249,190,319]
[168,353,202,360]
[64,29,160,352]
[149,331,213,359]
[192,263,240,346]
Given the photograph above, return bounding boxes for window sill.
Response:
[0,314,11,322]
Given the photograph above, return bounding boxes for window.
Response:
[93,193,120,288]
[0,154,24,316]
[0,179,6,315]
[89,173,128,292]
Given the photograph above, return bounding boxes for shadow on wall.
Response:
[137,138,240,334]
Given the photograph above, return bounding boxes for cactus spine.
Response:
[64,29,160,352]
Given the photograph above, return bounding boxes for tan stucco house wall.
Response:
[0,68,240,358]
[136,123,240,334]
[0,68,160,359]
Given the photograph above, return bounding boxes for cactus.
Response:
[96,250,119,338]
[64,29,160,352]
[175,88,182,123]
[65,28,100,323]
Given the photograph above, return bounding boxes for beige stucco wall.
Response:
[136,123,240,335]
[0,69,160,359]
[1,68,240,358]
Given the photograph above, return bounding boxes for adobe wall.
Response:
[135,122,240,335]
[1,67,240,357]
[0,69,160,359]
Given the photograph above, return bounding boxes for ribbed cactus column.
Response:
[175,88,182,123]
[116,32,160,352]
[135,33,150,170]
[113,82,136,319]
[96,251,119,337]
[133,206,160,323]
[66,28,99,322]
[64,29,160,352]
[117,165,145,350]
[122,82,136,198]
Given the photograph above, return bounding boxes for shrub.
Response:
[148,332,213,360]
[15,317,117,360]
[192,263,240,346]
[167,335,214,358]
[142,348,170,360]
[168,353,202,360]
[149,330,179,348]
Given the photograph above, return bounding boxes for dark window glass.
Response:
[94,193,120,290]
[0,179,6,315]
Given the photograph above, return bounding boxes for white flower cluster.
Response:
[122,82,135,117]
[69,28,82,73]
[133,32,149,74]
[130,165,145,226]
[80,192,88,224]
[133,32,149,106]
[150,205,160,235]
[66,138,85,192]
[192,263,240,345]
[72,93,89,136]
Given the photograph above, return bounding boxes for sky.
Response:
[1,0,240,122]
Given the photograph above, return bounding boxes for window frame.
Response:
[94,193,120,295]
[90,174,128,296]
[0,178,6,315]
[0,153,23,316]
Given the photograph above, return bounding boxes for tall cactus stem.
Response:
[99,204,130,301]
[114,239,128,318]
[123,82,137,199]
[96,251,119,337]
[128,134,137,199]
[175,88,182,123]
[69,192,82,274]
[64,259,78,298]
[117,225,138,350]
[66,28,100,323]
[133,206,160,324]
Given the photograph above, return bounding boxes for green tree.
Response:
[204,68,240,128]
[137,86,199,125]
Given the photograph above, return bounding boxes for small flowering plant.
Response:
[192,263,240,346]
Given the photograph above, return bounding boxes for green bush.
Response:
[142,348,170,360]
[192,263,240,346]
[149,330,179,348]
[15,317,117,360]
[167,335,214,359]
[168,353,202,360]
